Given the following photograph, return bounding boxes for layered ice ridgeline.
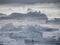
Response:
[0,23,60,45]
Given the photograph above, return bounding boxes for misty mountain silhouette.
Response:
[0,11,48,21]
[0,13,6,16]
[46,18,60,24]
[10,11,47,20]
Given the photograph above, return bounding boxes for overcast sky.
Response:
[0,0,60,4]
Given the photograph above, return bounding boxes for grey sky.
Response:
[0,0,60,4]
